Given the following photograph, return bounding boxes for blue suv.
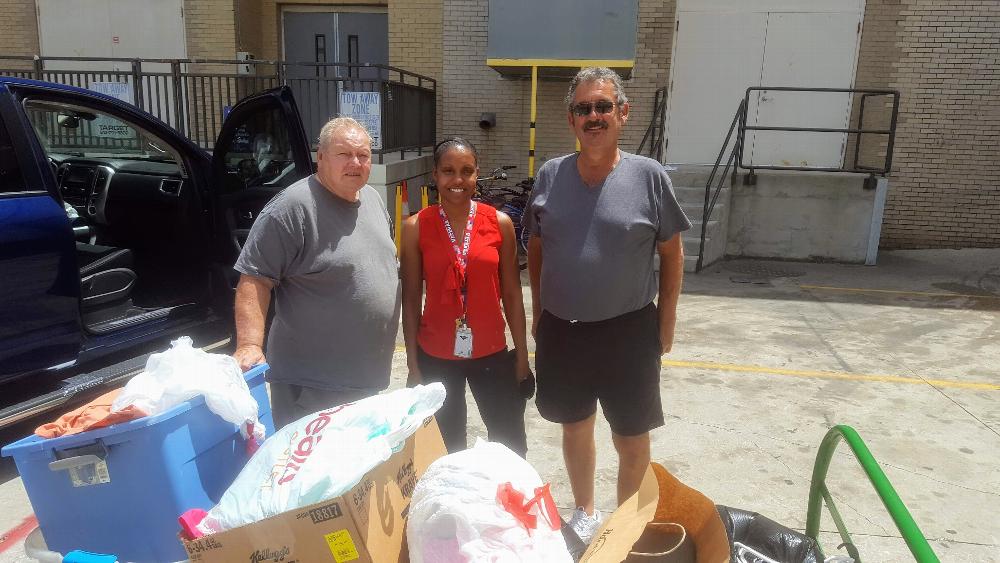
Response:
[0,77,313,426]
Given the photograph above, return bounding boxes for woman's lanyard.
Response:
[439,202,477,326]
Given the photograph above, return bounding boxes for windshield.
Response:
[24,99,180,163]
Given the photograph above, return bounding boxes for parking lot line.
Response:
[0,515,37,554]
[659,359,1000,391]
[800,284,1000,301]
[393,347,998,391]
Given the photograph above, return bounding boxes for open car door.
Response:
[0,86,81,382]
[211,86,313,267]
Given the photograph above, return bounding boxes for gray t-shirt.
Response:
[524,151,691,322]
[234,175,401,392]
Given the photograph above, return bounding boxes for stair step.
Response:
[672,185,730,203]
[664,165,718,186]
[682,202,726,220]
[656,253,702,273]
[683,254,699,273]
[688,218,721,232]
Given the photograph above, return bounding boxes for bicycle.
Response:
[475,167,533,270]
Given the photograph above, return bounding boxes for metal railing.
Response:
[738,86,900,179]
[636,87,667,161]
[696,98,747,272]
[696,87,901,272]
[0,56,436,161]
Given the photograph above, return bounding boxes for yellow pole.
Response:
[420,185,429,209]
[529,65,538,178]
[394,184,403,252]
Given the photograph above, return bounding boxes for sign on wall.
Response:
[89,82,134,139]
[339,91,382,150]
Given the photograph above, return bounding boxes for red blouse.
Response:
[417,203,507,359]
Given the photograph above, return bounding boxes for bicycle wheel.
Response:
[499,203,529,271]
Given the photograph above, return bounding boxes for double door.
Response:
[664,1,864,168]
[283,11,388,145]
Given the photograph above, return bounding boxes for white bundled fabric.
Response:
[111,336,264,442]
[196,383,446,535]
[407,440,572,563]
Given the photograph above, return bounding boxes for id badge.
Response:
[454,325,473,358]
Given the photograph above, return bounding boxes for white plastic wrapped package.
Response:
[196,382,446,535]
[407,440,572,563]
[111,336,265,444]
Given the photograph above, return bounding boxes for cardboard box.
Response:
[182,417,446,563]
[581,462,731,563]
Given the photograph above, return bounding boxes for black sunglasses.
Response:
[570,100,616,117]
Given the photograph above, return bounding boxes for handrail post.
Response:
[131,59,144,109]
[170,60,184,135]
[33,56,44,81]
[884,91,901,175]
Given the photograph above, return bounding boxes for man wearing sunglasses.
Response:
[524,67,690,544]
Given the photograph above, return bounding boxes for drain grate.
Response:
[724,261,805,278]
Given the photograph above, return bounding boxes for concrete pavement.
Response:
[1,249,998,562]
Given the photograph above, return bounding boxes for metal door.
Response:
[282,11,387,146]
[664,11,767,164]
[747,11,862,168]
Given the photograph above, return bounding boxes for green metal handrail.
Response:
[806,425,940,562]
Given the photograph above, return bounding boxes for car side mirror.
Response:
[57,114,80,129]
[236,158,259,182]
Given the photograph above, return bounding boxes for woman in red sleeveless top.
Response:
[400,138,530,456]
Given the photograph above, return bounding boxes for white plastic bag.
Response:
[407,440,572,563]
[195,382,446,535]
[111,336,264,443]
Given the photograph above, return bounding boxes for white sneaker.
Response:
[567,506,604,545]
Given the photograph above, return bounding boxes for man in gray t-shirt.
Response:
[524,68,690,544]
[232,117,400,430]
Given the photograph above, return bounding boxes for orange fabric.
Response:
[34,388,147,438]
[416,204,507,359]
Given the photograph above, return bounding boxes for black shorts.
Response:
[534,302,664,436]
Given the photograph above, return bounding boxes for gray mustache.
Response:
[584,121,608,129]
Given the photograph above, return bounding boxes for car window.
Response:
[219,107,299,193]
[0,117,27,193]
[23,99,182,167]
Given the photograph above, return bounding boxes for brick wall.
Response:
[847,0,903,171]
[872,0,1000,248]
[185,0,237,61]
[236,0,263,57]
[389,0,443,137]
[440,0,674,179]
[0,0,41,69]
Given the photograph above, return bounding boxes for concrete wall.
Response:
[727,172,886,263]
[368,154,434,209]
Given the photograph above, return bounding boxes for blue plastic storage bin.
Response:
[1,363,272,563]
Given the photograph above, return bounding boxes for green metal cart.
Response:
[805,425,941,562]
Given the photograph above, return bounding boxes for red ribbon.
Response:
[496,482,562,534]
